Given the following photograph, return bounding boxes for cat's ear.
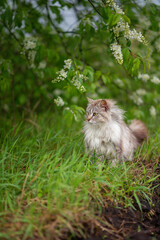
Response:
[87,97,94,103]
[100,99,109,111]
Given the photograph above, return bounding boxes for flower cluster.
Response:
[114,3,124,14]
[38,61,46,69]
[53,59,72,83]
[138,73,150,82]
[71,75,86,93]
[110,42,123,64]
[113,18,147,45]
[136,89,147,96]
[22,38,37,68]
[114,78,124,87]
[64,59,72,70]
[130,92,143,105]
[151,76,160,84]
[28,51,36,68]
[53,59,87,93]
[150,106,156,117]
[138,73,160,84]
[54,96,64,107]
[100,0,124,14]
[139,16,151,29]
[23,38,37,50]
[126,87,147,106]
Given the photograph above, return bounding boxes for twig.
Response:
[88,0,103,18]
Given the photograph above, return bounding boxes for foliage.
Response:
[0,113,159,239]
[0,0,160,122]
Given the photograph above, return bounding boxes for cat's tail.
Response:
[129,119,148,144]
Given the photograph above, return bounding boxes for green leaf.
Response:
[50,6,60,15]
[110,14,121,27]
[94,71,101,82]
[126,40,131,47]
[102,74,110,84]
[122,48,130,63]
[101,7,111,20]
[123,15,131,24]
[14,9,23,28]
[127,57,133,73]
[132,58,141,76]
[133,191,142,211]
[83,66,94,82]
[4,7,13,27]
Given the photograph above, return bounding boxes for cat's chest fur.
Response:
[84,121,121,155]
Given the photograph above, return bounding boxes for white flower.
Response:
[28,50,36,68]
[114,78,124,87]
[110,42,123,64]
[105,0,115,7]
[71,96,78,103]
[52,59,72,83]
[125,29,147,44]
[130,93,143,105]
[22,38,37,68]
[138,73,150,82]
[139,16,151,29]
[102,0,124,14]
[54,96,64,107]
[38,61,46,69]
[113,3,124,14]
[71,76,86,93]
[97,87,106,94]
[54,89,63,96]
[52,59,87,93]
[59,69,67,79]
[23,38,37,50]
[150,106,156,117]
[64,59,72,70]
[113,18,147,45]
[136,89,146,96]
[151,76,160,84]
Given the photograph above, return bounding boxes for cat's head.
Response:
[86,98,124,124]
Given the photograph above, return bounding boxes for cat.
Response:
[83,98,148,166]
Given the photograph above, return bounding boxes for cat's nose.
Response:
[87,116,92,121]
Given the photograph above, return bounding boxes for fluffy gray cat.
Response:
[83,98,147,166]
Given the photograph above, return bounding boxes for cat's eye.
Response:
[93,112,97,116]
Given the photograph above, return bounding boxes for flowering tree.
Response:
[0,0,160,123]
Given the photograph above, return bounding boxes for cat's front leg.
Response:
[109,146,121,167]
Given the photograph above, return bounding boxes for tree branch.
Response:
[46,3,70,55]
[88,0,103,18]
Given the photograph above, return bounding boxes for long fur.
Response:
[129,119,148,144]
[83,98,147,165]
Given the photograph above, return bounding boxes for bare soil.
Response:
[74,179,160,240]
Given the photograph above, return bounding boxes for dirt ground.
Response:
[74,179,160,240]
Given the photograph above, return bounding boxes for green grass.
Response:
[0,112,160,239]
